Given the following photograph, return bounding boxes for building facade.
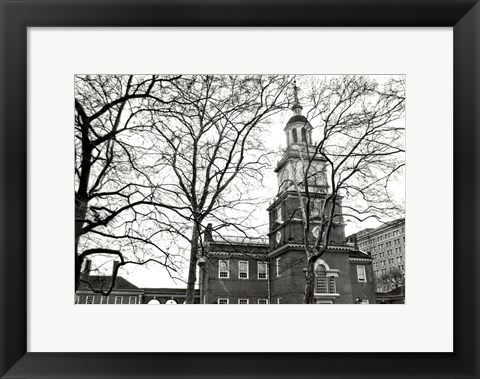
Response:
[347,218,405,297]
[76,260,200,304]
[199,89,377,304]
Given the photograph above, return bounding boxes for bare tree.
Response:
[145,75,292,303]
[376,267,405,293]
[281,75,405,303]
[74,75,185,292]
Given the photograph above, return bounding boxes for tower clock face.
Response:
[276,230,282,244]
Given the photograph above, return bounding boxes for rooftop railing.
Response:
[211,235,269,245]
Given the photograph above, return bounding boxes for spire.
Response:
[291,80,303,115]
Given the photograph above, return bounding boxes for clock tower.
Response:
[267,83,344,251]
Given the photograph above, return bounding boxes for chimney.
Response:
[112,260,120,275]
[353,234,358,250]
[205,223,213,242]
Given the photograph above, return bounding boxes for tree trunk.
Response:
[74,134,92,291]
[74,194,88,291]
[303,258,316,304]
[185,225,200,303]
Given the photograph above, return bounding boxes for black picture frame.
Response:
[1,1,479,378]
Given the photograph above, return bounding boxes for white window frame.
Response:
[258,299,268,304]
[218,298,229,304]
[315,265,328,294]
[277,298,282,304]
[74,296,80,304]
[276,257,281,277]
[357,265,367,282]
[115,296,123,304]
[238,299,249,304]
[218,259,230,279]
[100,296,108,304]
[129,296,137,304]
[276,206,282,222]
[257,261,268,279]
[238,260,249,279]
[328,276,336,294]
[86,295,94,304]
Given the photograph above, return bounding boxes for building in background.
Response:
[347,218,405,302]
[76,260,200,304]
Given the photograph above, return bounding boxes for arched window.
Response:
[292,128,298,143]
[315,264,328,294]
[315,263,337,294]
[301,128,307,142]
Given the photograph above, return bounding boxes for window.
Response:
[276,257,282,277]
[86,296,94,304]
[258,262,268,279]
[218,260,229,278]
[115,296,123,304]
[238,261,249,279]
[314,266,337,295]
[315,265,328,293]
[238,299,249,304]
[258,299,268,304]
[357,265,367,282]
[276,206,282,222]
[129,296,137,304]
[301,128,307,142]
[101,296,108,304]
[218,298,229,304]
[74,296,80,304]
[328,276,336,294]
[277,298,282,304]
[292,128,298,143]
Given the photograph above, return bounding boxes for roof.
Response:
[349,250,372,259]
[208,242,269,255]
[346,218,405,240]
[79,275,138,290]
[286,114,309,125]
[143,288,200,295]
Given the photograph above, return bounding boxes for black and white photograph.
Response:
[74,74,405,305]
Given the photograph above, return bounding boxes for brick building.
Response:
[75,260,200,304]
[199,89,376,304]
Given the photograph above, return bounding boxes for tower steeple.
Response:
[291,80,303,116]
[283,81,312,148]
[274,81,327,194]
